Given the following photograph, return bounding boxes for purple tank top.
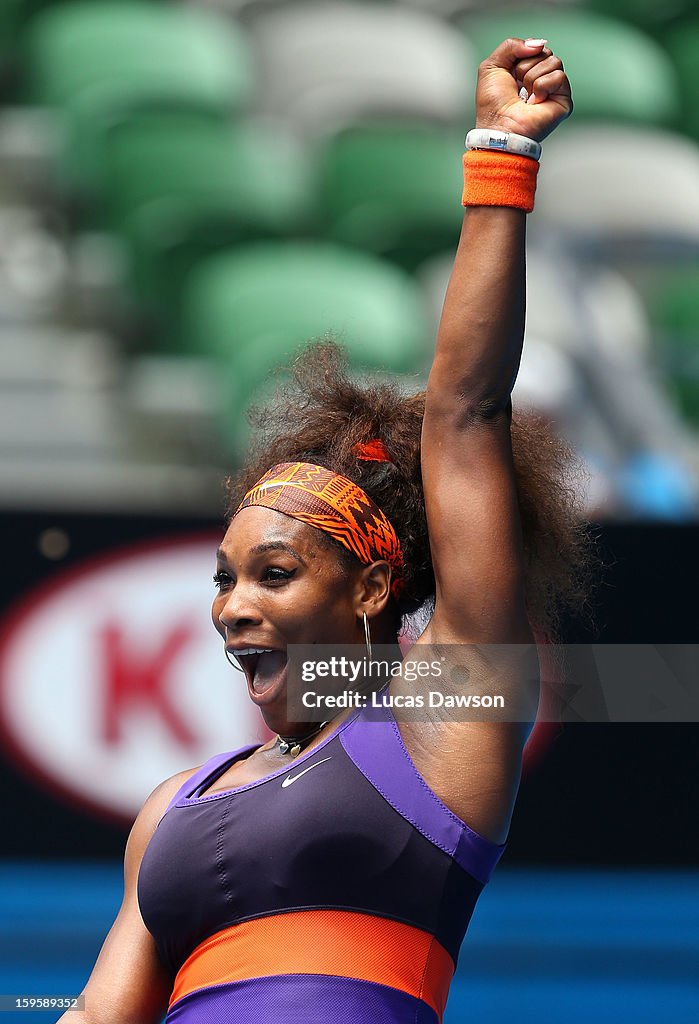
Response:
[138,701,506,1023]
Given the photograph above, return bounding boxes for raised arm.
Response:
[56,768,198,1024]
[420,37,572,646]
[405,39,572,844]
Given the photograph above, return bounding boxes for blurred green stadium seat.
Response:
[23,2,253,186]
[0,2,21,73]
[663,21,699,142]
[180,242,430,449]
[584,0,696,33]
[0,1,33,58]
[98,113,315,309]
[2,0,83,38]
[319,123,464,270]
[25,1,250,110]
[649,269,699,424]
[461,8,680,125]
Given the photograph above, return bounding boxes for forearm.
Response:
[426,35,572,414]
[430,205,526,412]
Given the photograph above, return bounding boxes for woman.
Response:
[63,37,582,1024]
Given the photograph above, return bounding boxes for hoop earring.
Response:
[225,648,243,672]
[363,611,372,662]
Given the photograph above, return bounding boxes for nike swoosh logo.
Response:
[281,757,332,788]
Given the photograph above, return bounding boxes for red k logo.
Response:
[100,622,197,747]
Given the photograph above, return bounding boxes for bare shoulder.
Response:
[147,763,203,809]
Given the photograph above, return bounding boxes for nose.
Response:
[217,584,263,634]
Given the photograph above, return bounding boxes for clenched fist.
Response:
[475,37,573,142]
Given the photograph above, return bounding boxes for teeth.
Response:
[234,648,273,656]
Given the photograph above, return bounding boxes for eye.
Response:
[262,567,295,584]
[213,571,233,591]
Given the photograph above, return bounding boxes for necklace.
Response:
[276,721,329,758]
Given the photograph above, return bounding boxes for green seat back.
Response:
[181,242,430,449]
[663,22,699,141]
[648,268,699,423]
[100,114,314,307]
[25,1,251,112]
[23,2,252,186]
[584,0,696,33]
[320,123,464,271]
[462,8,679,125]
[0,1,21,69]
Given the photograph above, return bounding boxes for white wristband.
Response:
[465,128,541,161]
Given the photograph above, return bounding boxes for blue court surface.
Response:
[1,864,697,1023]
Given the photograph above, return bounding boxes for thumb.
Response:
[481,36,547,70]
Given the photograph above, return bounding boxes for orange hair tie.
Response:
[462,149,539,213]
[353,439,392,463]
[234,462,404,597]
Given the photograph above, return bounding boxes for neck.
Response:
[276,720,329,757]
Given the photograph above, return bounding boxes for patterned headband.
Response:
[234,462,404,597]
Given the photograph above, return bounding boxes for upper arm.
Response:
[402,394,536,842]
[58,768,199,1024]
[419,389,531,644]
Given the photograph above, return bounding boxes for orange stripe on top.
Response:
[170,910,454,1019]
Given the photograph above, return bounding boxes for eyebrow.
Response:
[216,541,308,566]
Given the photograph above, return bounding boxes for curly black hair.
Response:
[226,339,598,640]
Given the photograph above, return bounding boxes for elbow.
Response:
[468,394,513,421]
[425,378,513,427]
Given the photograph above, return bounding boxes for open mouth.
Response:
[231,649,288,704]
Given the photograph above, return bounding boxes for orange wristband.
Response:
[462,150,539,213]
